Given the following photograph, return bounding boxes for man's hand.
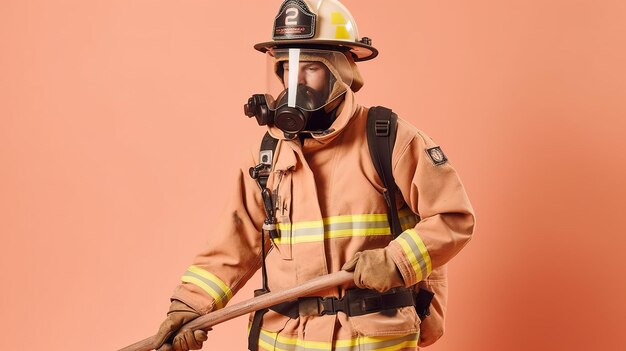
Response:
[342,248,405,292]
[153,300,209,351]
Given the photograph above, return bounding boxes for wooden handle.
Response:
[118,270,354,351]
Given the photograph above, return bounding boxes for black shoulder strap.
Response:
[249,132,279,351]
[366,106,403,238]
[255,132,279,292]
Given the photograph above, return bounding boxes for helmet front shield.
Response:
[265,48,353,112]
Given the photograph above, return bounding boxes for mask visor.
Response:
[265,48,354,112]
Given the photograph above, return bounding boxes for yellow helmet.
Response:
[254,0,378,62]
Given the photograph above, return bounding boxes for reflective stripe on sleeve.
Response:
[395,229,432,281]
[180,265,233,309]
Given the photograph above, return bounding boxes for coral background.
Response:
[1,0,625,350]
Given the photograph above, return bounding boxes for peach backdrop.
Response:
[1,0,625,350]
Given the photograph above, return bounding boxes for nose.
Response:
[297,71,307,85]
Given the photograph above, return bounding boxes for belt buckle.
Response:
[319,296,347,315]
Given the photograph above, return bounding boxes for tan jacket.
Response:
[172,90,475,350]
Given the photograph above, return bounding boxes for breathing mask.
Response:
[244,48,354,139]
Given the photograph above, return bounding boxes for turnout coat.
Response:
[171,90,475,350]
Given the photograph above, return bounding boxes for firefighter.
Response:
[153,1,475,350]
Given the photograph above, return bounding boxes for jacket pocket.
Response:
[248,310,293,350]
[349,306,420,337]
[273,215,292,260]
[248,309,293,333]
[417,265,448,347]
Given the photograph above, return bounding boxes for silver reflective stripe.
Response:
[326,220,389,231]
[182,271,227,300]
[358,333,419,351]
[275,212,419,245]
[257,330,419,351]
[292,226,325,238]
[399,232,429,279]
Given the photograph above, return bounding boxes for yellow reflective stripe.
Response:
[370,339,418,351]
[273,213,419,245]
[411,230,432,276]
[396,229,432,280]
[323,213,389,224]
[356,335,417,346]
[277,222,291,231]
[278,338,330,350]
[181,265,233,309]
[292,220,324,230]
[188,265,233,300]
[180,276,225,309]
[258,329,418,351]
[269,329,332,349]
[326,227,391,239]
[276,220,325,232]
[396,237,424,281]
[258,334,279,351]
[333,337,358,348]
[288,235,321,244]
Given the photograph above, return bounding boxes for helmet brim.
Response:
[254,40,378,62]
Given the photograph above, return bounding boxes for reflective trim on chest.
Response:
[273,210,418,245]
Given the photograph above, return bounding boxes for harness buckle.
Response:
[374,120,390,137]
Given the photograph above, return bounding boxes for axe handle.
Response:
[118,270,354,351]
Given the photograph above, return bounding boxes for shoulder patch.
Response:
[426,146,448,166]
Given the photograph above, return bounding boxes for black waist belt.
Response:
[269,287,433,319]
[248,287,433,351]
[295,287,415,318]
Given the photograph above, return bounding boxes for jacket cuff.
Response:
[171,284,215,315]
[387,229,433,287]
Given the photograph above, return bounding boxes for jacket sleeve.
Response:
[170,149,267,314]
[386,125,475,287]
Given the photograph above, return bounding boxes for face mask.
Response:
[244,84,335,139]
[244,49,352,139]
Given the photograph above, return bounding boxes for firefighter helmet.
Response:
[254,0,378,62]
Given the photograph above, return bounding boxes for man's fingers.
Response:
[173,336,188,351]
[154,300,202,351]
[341,253,361,272]
[171,328,208,351]
[194,329,209,343]
[181,329,201,350]
[156,342,174,351]
[153,318,176,350]
[353,268,366,289]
